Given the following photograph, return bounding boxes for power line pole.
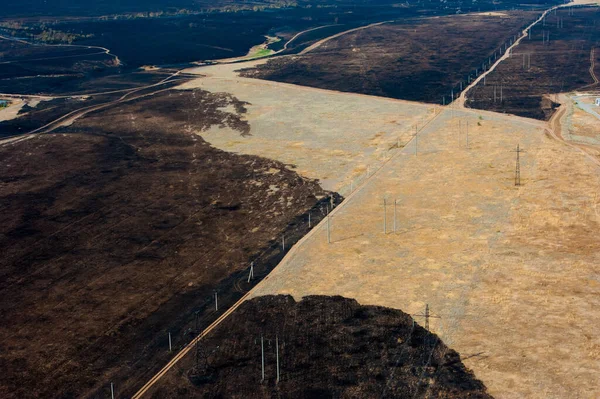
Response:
[413,304,441,331]
[414,126,418,156]
[261,335,265,383]
[393,199,397,233]
[276,334,280,384]
[248,261,254,282]
[383,198,387,234]
[327,211,331,243]
[512,144,526,186]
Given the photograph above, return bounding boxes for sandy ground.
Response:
[567,95,600,144]
[0,99,24,121]
[552,92,600,167]
[571,0,600,5]
[248,106,600,399]
[178,62,435,192]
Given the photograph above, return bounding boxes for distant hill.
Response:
[2,0,561,18]
[2,0,294,18]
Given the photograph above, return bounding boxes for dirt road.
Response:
[298,20,394,55]
[590,48,599,84]
[456,4,561,107]
[0,71,190,146]
[0,34,121,65]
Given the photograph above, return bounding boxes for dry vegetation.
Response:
[148,295,493,399]
[241,12,538,103]
[0,88,333,398]
[466,6,600,119]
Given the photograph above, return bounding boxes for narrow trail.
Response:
[299,20,393,55]
[212,24,339,64]
[283,24,339,51]
[0,34,121,65]
[589,47,599,84]
[547,93,600,169]
[455,4,563,108]
[0,71,186,147]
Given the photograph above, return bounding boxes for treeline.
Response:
[34,29,94,44]
[0,22,94,44]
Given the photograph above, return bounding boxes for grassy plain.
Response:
[248,107,600,399]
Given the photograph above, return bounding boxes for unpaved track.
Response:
[589,47,599,84]
[0,34,121,65]
[298,20,394,55]
[0,71,187,147]
[456,4,563,107]
[211,24,339,63]
[283,24,339,50]
[548,93,600,168]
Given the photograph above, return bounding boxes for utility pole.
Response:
[261,335,265,382]
[111,383,115,399]
[413,304,441,331]
[512,144,526,186]
[282,235,285,252]
[214,290,218,312]
[168,332,172,352]
[393,199,397,233]
[248,261,254,283]
[414,126,418,156]
[276,335,280,383]
[383,198,387,234]
[327,211,331,243]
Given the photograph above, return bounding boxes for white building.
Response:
[595,98,600,106]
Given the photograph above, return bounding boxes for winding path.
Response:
[0,34,121,65]
[299,20,393,55]
[589,47,599,85]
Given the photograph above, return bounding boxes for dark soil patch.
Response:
[465,5,600,120]
[240,11,541,104]
[0,88,338,398]
[149,295,493,399]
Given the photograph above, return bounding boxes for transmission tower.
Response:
[413,304,441,331]
[512,144,526,186]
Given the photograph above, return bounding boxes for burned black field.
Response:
[149,295,493,399]
[0,88,341,398]
[241,11,542,104]
[465,5,600,120]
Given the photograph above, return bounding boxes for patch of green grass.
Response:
[251,48,273,58]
